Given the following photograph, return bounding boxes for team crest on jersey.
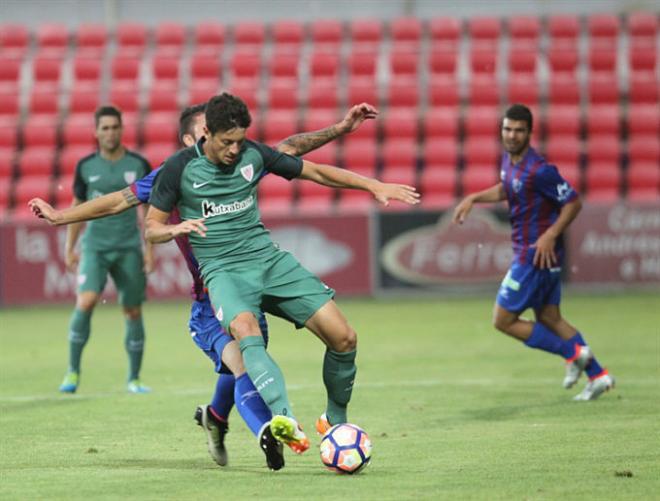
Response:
[512,178,523,193]
[124,171,137,184]
[240,164,254,182]
[500,169,506,181]
[215,306,223,321]
[557,182,572,201]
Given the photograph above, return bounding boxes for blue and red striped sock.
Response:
[210,373,235,422]
[571,332,606,379]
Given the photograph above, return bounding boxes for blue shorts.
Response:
[496,262,562,313]
[188,295,269,374]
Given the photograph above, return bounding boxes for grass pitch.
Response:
[1,292,659,500]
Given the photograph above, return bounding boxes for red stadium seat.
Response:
[259,172,295,200]
[32,56,62,85]
[187,80,220,106]
[509,48,537,75]
[629,41,657,73]
[53,175,74,207]
[588,73,619,105]
[300,109,337,132]
[337,189,374,212]
[14,176,53,206]
[121,120,139,150]
[548,74,580,105]
[271,20,304,50]
[0,24,30,59]
[586,105,620,138]
[420,168,457,208]
[381,139,417,173]
[229,78,259,110]
[17,147,56,177]
[627,105,659,137]
[190,51,222,81]
[347,78,379,107]
[390,49,419,79]
[548,15,580,46]
[588,14,620,46]
[0,149,14,179]
[585,164,620,202]
[342,139,377,171]
[28,89,59,116]
[429,17,461,48]
[155,22,186,55]
[230,49,262,81]
[261,111,298,145]
[508,16,541,47]
[151,54,180,84]
[0,177,10,209]
[386,78,419,110]
[628,73,658,104]
[0,57,21,90]
[72,56,102,85]
[0,123,18,151]
[626,162,660,201]
[470,48,497,76]
[111,55,141,82]
[116,22,148,55]
[58,145,91,175]
[429,48,458,76]
[268,50,299,79]
[463,138,499,166]
[348,49,378,79]
[309,50,340,81]
[268,78,299,110]
[142,143,173,168]
[382,109,418,141]
[507,76,539,107]
[0,91,19,119]
[628,12,658,40]
[142,114,178,146]
[303,142,338,166]
[349,19,382,48]
[589,46,617,74]
[461,166,499,194]
[390,17,422,46]
[428,77,459,108]
[587,137,621,163]
[544,136,581,165]
[468,76,500,106]
[36,23,69,57]
[233,21,265,48]
[22,116,58,148]
[544,105,581,138]
[548,45,579,74]
[75,23,107,57]
[61,117,95,147]
[557,163,581,189]
[628,136,660,164]
[147,86,179,114]
[468,17,501,46]
[194,22,225,54]
[344,116,377,144]
[109,83,141,114]
[423,140,458,167]
[423,107,459,139]
[297,178,335,204]
[310,19,343,47]
[464,106,499,137]
[380,168,416,189]
[306,80,338,111]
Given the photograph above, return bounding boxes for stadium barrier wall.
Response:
[1,202,658,306]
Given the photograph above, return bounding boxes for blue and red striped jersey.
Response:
[499,147,578,265]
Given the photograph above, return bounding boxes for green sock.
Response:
[239,336,294,418]
[68,308,91,373]
[323,349,357,425]
[125,317,145,381]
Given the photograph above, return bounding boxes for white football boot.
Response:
[573,373,616,401]
[563,345,592,389]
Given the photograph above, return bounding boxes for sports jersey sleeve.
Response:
[72,161,87,201]
[534,164,578,206]
[149,159,183,212]
[251,141,303,179]
[131,166,161,203]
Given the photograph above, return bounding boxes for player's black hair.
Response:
[94,105,122,128]
[179,103,207,141]
[503,104,533,131]
[205,93,252,135]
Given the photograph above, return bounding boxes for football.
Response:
[319,423,372,474]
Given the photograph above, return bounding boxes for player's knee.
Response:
[330,326,357,352]
[229,314,259,340]
[76,293,98,312]
[492,314,511,334]
[123,306,142,321]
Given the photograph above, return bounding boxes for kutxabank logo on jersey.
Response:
[201,195,254,218]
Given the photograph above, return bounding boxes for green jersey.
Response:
[73,150,151,252]
[149,138,302,271]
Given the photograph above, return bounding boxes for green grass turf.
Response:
[1,292,659,500]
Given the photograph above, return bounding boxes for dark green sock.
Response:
[239,336,294,418]
[68,308,91,373]
[323,349,357,425]
[125,317,145,381]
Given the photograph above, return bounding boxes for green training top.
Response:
[73,150,151,252]
[149,138,302,271]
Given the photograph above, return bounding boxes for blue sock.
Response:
[572,332,606,378]
[210,374,235,421]
[525,323,576,359]
[234,373,272,437]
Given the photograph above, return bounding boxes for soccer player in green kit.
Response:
[145,93,420,453]
[60,106,153,394]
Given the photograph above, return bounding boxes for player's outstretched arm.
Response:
[28,187,139,226]
[145,206,207,243]
[276,103,378,156]
[452,184,506,225]
[298,160,420,206]
[531,197,582,269]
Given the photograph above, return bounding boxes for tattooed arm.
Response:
[276,103,378,156]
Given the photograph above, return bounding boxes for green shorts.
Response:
[77,247,146,307]
[203,249,335,332]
